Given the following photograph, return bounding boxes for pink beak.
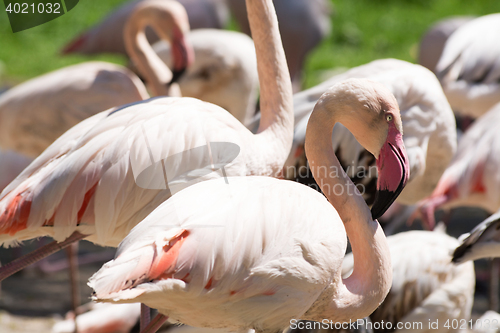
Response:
[371,125,410,220]
[169,29,195,86]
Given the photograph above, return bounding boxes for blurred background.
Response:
[0,0,499,89]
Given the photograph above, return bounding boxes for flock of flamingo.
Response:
[0,1,499,333]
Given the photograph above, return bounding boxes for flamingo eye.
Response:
[386,114,393,122]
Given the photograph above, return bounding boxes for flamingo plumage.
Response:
[291,230,475,333]
[416,102,500,230]
[0,0,292,282]
[89,77,410,333]
[348,230,475,333]
[435,13,500,118]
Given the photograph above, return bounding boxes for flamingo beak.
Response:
[168,33,194,86]
[371,128,410,220]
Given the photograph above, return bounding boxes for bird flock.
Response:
[0,1,499,333]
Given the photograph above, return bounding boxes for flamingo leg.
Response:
[0,231,87,281]
[140,312,168,333]
[66,241,81,315]
[141,303,152,331]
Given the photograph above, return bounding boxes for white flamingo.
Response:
[0,0,292,290]
[435,13,500,118]
[62,0,229,54]
[0,0,193,159]
[416,102,500,230]
[152,29,259,125]
[88,77,410,333]
[251,59,455,207]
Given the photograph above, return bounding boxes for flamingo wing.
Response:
[0,97,249,247]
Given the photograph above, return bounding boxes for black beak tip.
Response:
[168,68,187,86]
[370,189,397,221]
[451,244,469,264]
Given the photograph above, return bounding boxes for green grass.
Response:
[0,0,130,84]
[0,0,499,87]
[305,0,499,87]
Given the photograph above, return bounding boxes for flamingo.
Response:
[453,209,500,264]
[415,102,500,230]
[341,230,475,333]
[0,0,193,159]
[250,59,455,208]
[89,77,410,333]
[0,0,292,291]
[62,0,229,55]
[226,0,331,91]
[435,13,500,118]
[152,29,259,125]
[418,16,474,73]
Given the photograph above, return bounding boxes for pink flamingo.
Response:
[89,77,410,333]
[0,0,293,289]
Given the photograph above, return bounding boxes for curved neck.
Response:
[303,103,392,322]
[124,6,187,97]
[249,0,294,171]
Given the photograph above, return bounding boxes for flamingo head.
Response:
[352,81,410,220]
[132,0,195,86]
[307,79,410,219]
[328,79,410,220]
[169,25,195,85]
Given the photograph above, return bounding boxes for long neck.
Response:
[303,103,392,322]
[248,0,294,172]
[124,11,178,97]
